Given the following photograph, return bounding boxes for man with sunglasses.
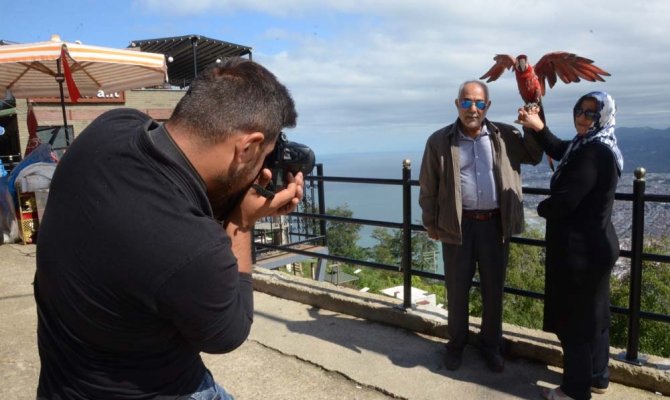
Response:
[419,80,543,373]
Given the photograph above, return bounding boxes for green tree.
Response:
[369,227,438,272]
[413,231,440,272]
[610,237,670,357]
[502,230,546,329]
[362,227,442,300]
[468,229,546,329]
[354,268,403,293]
[325,204,366,261]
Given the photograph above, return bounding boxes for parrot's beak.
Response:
[516,58,527,72]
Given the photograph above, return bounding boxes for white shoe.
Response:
[541,387,575,400]
[591,386,608,394]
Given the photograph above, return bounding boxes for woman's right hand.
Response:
[516,105,545,132]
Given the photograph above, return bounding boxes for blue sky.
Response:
[3,0,670,156]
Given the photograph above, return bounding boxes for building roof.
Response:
[128,34,252,88]
[380,285,429,299]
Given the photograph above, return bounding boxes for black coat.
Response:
[533,127,620,341]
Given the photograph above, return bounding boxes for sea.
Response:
[308,151,670,275]
[315,150,426,246]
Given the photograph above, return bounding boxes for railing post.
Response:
[625,167,646,364]
[317,163,327,247]
[401,159,412,309]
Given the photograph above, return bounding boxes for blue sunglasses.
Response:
[460,99,487,110]
[573,108,599,120]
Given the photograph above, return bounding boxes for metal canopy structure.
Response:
[128,34,252,88]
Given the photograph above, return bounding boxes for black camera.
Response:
[261,132,315,197]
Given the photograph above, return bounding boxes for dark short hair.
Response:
[169,57,297,145]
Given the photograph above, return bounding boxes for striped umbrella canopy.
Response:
[0,34,167,146]
[0,34,167,99]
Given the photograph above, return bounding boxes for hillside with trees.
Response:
[616,127,670,172]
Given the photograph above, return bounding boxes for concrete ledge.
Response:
[252,267,670,395]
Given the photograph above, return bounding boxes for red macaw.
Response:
[480,52,610,169]
[480,52,610,105]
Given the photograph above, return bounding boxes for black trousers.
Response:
[559,327,610,400]
[441,216,509,353]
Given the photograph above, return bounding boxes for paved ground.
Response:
[1,243,666,399]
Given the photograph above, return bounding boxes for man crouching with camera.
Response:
[35,58,303,399]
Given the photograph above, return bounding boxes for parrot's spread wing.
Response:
[479,54,516,82]
[534,52,611,95]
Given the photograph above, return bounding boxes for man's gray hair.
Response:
[457,80,489,101]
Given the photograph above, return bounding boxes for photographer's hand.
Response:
[271,170,304,215]
[225,169,304,274]
[257,168,303,213]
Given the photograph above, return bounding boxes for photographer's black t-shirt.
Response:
[34,108,253,399]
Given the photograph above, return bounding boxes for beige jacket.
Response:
[419,119,543,244]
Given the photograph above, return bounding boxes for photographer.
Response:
[34,58,302,399]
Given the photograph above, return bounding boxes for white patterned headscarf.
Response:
[554,91,623,179]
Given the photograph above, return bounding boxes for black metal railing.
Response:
[253,163,670,364]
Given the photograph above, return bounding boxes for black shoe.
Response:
[443,347,463,371]
[484,352,504,373]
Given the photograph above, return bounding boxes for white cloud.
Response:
[138,0,670,154]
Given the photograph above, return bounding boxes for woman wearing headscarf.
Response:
[517,91,623,400]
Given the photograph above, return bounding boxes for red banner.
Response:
[60,47,81,103]
[24,103,41,157]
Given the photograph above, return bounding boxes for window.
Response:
[37,125,74,157]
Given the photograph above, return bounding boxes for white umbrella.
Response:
[0,34,167,145]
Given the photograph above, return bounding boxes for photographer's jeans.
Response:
[190,370,234,400]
